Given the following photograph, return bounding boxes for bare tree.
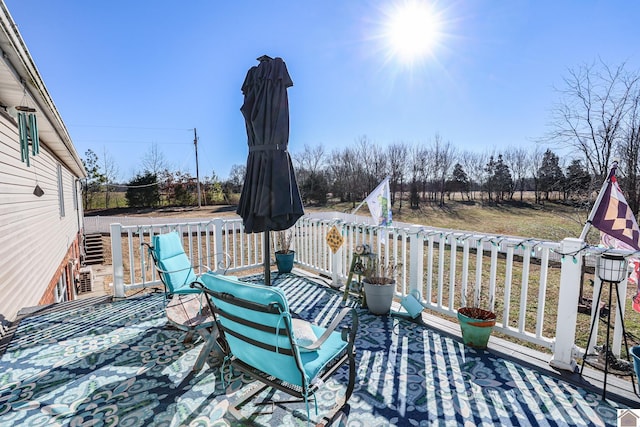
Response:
[459,150,489,201]
[618,89,640,212]
[432,134,456,206]
[102,147,120,208]
[387,142,408,209]
[408,145,425,208]
[142,142,170,175]
[227,164,246,193]
[548,60,640,179]
[328,146,365,207]
[355,136,387,193]
[293,144,329,205]
[529,146,545,204]
[294,143,326,175]
[504,146,529,201]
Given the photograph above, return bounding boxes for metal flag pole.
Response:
[579,163,617,241]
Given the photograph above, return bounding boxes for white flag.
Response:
[365,177,392,226]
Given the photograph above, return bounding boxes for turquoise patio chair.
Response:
[144,231,230,370]
[194,274,359,424]
[146,231,206,296]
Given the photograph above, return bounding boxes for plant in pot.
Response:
[362,257,400,315]
[274,229,295,274]
[457,289,496,349]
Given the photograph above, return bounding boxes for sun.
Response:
[383,1,443,66]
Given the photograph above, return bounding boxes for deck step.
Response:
[83,233,104,265]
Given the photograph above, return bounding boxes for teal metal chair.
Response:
[144,231,229,371]
[146,231,206,296]
[194,274,358,424]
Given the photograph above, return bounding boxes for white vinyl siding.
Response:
[57,163,65,217]
[71,176,78,210]
[0,114,81,322]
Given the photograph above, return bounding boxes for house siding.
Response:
[0,113,83,328]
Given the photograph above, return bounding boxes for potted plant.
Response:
[457,289,496,349]
[274,229,295,274]
[362,256,399,315]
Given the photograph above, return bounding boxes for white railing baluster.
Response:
[536,246,550,339]
[488,239,498,312]
[437,233,446,309]
[460,237,469,307]
[518,244,531,334]
[426,233,435,305]
[449,234,457,311]
[475,237,484,308]
[503,245,515,329]
[127,229,135,285]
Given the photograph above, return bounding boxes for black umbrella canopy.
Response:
[237,55,304,284]
[237,56,304,233]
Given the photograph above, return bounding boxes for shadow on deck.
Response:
[0,271,637,426]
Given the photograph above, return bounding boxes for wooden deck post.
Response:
[549,237,583,372]
[212,219,225,273]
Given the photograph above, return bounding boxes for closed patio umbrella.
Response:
[237,55,304,285]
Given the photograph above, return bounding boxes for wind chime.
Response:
[16,105,39,166]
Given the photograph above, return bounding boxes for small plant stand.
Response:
[579,255,637,399]
[342,252,377,308]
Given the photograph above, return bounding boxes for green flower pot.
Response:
[457,307,496,349]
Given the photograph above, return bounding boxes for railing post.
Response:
[332,245,344,287]
[213,219,225,272]
[409,226,424,296]
[549,237,583,371]
[110,223,126,298]
[330,220,344,287]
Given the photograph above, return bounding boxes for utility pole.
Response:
[194,128,202,208]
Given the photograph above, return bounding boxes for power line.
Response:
[77,139,192,145]
[69,124,192,131]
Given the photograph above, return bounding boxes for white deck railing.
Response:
[109,213,635,372]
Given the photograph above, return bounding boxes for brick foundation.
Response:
[38,234,82,305]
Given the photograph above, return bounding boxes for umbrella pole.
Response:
[264,231,271,286]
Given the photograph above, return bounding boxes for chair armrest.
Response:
[299,307,358,351]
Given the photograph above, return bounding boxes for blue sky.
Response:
[5,0,640,181]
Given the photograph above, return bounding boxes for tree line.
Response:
[81,60,640,214]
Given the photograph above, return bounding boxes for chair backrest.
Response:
[200,274,306,387]
[150,232,198,293]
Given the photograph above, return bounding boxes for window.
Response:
[56,269,68,303]
[57,164,65,217]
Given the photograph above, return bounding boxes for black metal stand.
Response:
[580,279,637,399]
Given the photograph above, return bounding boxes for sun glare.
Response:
[384,1,443,66]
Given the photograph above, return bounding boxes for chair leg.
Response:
[183,330,195,343]
[192,326,223,372]
[345,351,356,402]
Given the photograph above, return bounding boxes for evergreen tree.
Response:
[537,149,565,200]
[484,155,513,201]
[450,163,470,200]
[565,159,591,199]
[81,149,105,210]
[125,172,159,208]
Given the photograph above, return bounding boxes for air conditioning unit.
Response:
[78,267,93,293]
